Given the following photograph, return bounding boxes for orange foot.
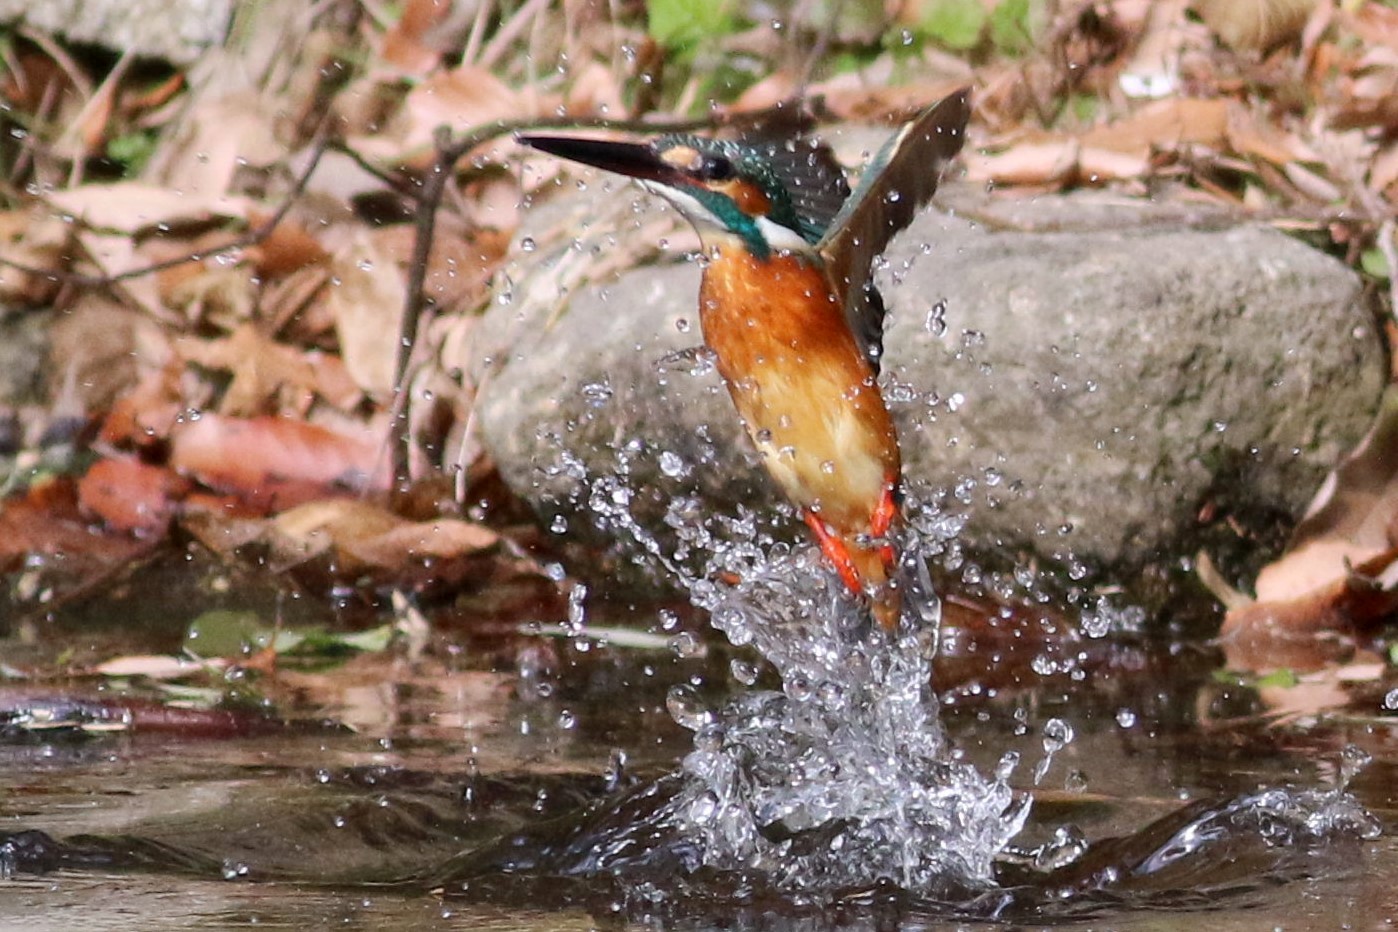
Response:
[870,480,899,569]
[803,510,862,597]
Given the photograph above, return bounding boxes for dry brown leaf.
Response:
[93,655,226,679]
[1081,97,1229,158]
[99,361,189,449]
[47,294,172,416]
[1369,143,1398,197]
[372,218,508,315]
[354,64,539,166]
[243,211,330,278]
[1215,389,1398,659]
[47,183,250,235]
[326,231,407,399]
[1219,547,1398,650]
[1076,145,1154,183]
[270,498,498,571]
[1255,386,1398,604]
[460,173,524,235]
[341,514,499,568]
[964,137,1081,186]
[0,207,71,306]
[0,478,147,572]
[178,325,322,417]
[732,72,800,113]
[1341,2,1398,52]
[381,0,458,73]
[165,263,258,330]
[1225,101,1314,166]
[169,413,386,512]
[150,91,284,199]
[565,61,627,117]
[262,264,334,340]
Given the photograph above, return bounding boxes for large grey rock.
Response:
[473,178,1382,588]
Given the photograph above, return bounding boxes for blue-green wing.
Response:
[817,89,972,369]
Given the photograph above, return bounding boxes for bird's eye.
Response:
[701,156,735,181]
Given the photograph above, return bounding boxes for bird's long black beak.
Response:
[516,134,678,185]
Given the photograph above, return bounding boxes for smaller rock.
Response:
[0,0,231,67]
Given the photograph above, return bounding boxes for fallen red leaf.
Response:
[77,457,190,534]
[0,478,145,572]
[169,414,387,513]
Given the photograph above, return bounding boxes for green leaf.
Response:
[184,611,394,660]
[989,0,1044,56]
[1067,93,1099,123]
[1361,247,1391,281]
[184,610,268,657]
[917,0,987,50]
[107,131,159,176]
[1256,668,1299,689]
[648,0,739,50]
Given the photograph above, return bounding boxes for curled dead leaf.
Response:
[270,498,499,573]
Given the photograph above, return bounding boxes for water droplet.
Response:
[566,584,587,634]
[675,317,691,333]
[581,381,613,407]
[521,236,537,252]
[730,658,759,685]
[670,630,704,658]
[925,300,947,336]
[666,684,714,731]
[659,450,688,478]
[220,859,250,881]
[1338,744,1372,788]
[1115,708,1137,728]
[1032,825,1087,871]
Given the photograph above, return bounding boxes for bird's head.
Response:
[518,132,820,259]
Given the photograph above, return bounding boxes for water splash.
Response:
[671,547,1030,891]
[566,445,1030,892]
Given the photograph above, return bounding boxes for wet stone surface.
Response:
[474,172,1382,596]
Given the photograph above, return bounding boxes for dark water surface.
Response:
[0,595,1394,931]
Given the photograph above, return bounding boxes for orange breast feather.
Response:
[697,246,899,533]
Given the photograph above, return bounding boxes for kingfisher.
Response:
[519,89,971,631]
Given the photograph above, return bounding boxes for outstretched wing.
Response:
[817,88,972,370]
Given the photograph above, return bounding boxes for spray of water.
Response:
[554,444,1031,892]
